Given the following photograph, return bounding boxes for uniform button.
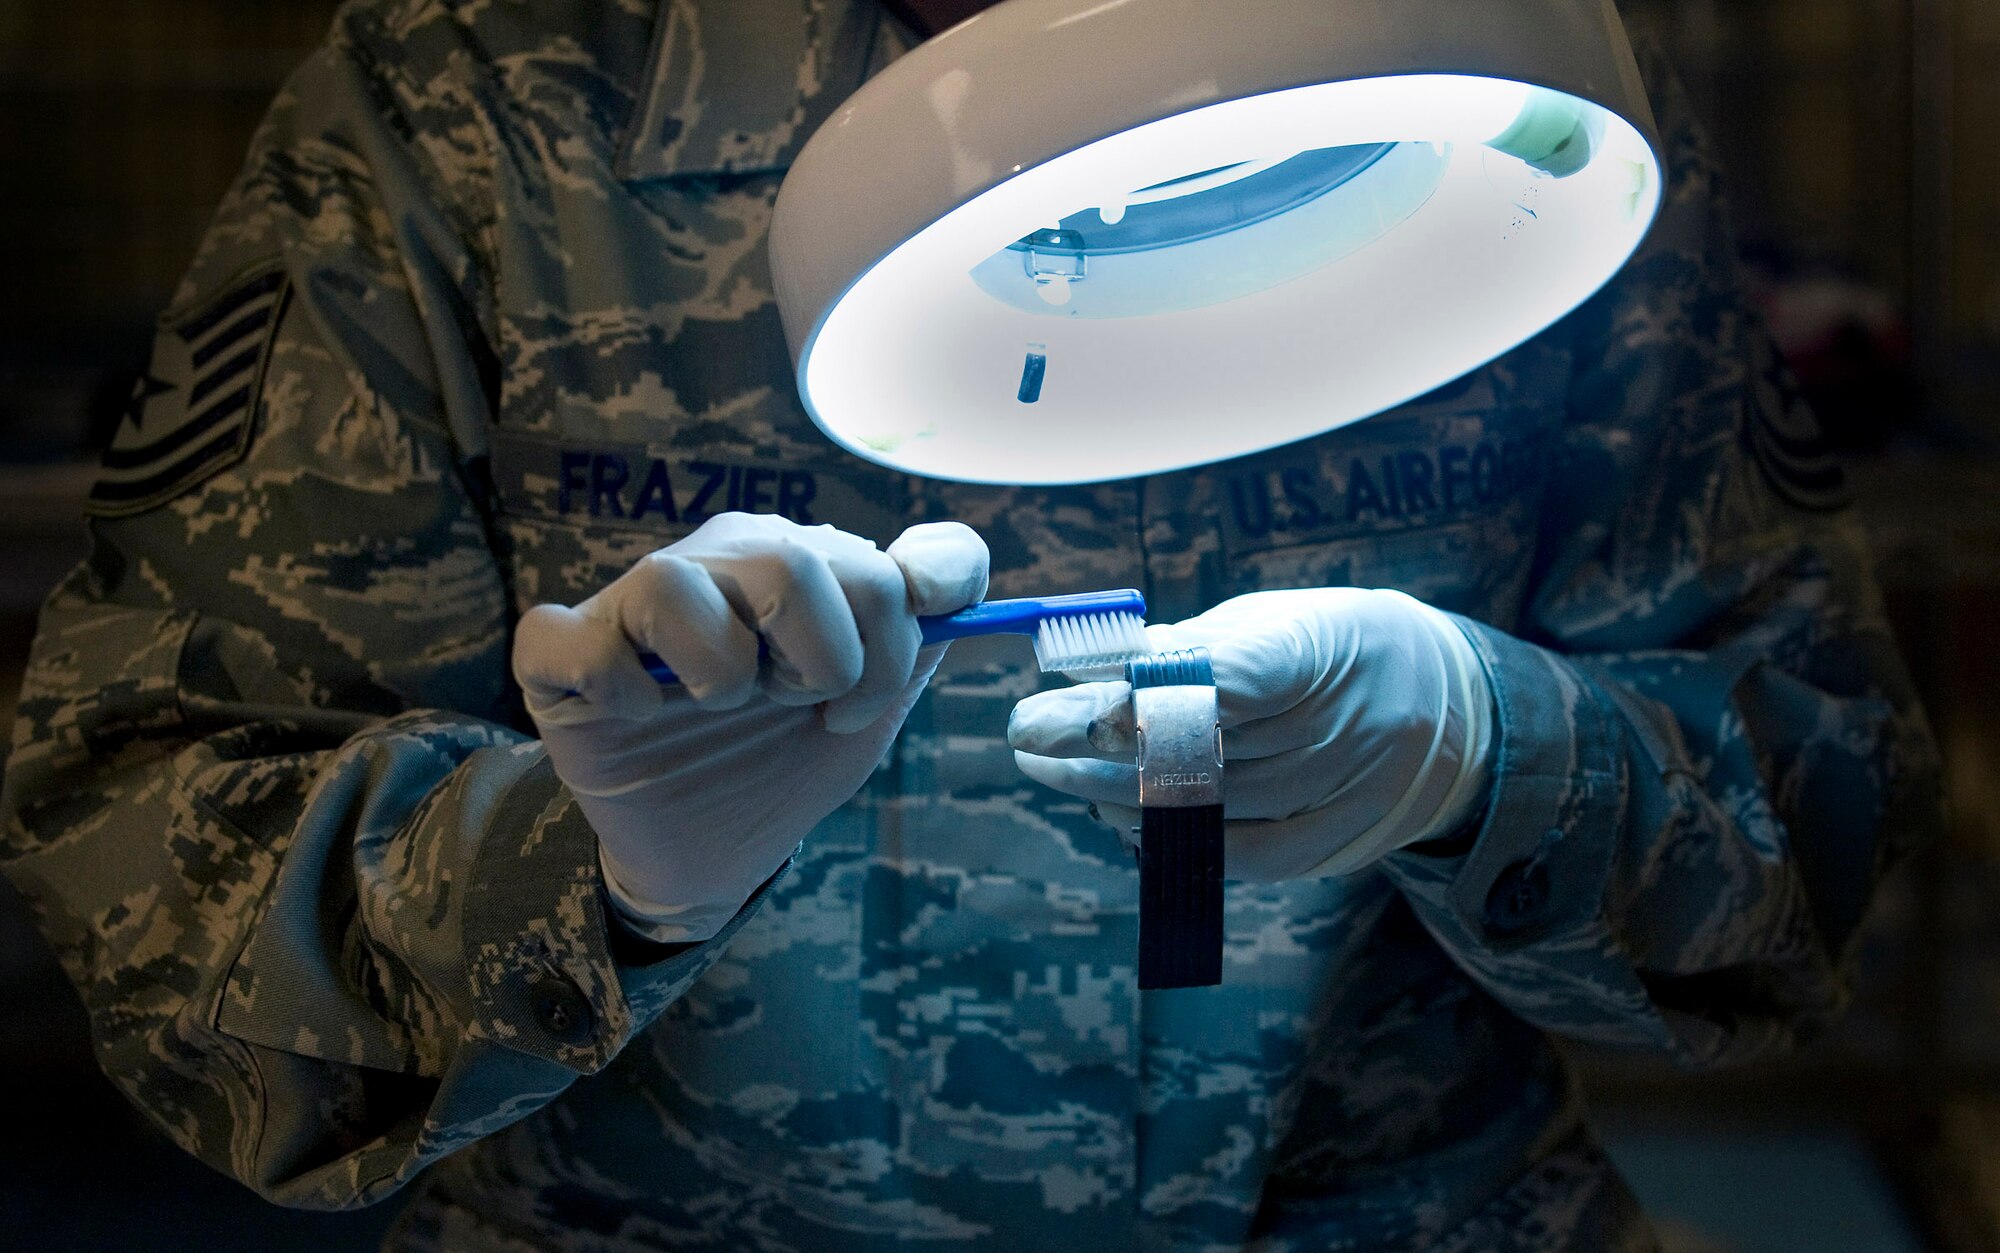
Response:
[1485,850,1554,935]
[528,974,595,1045]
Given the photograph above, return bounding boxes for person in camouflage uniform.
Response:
[0,1,1939,1249]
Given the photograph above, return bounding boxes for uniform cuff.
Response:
[1381,618,1626,949]
[461,756,783,1073]
[598,840,789,945]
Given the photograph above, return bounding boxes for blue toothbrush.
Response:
[636,588,1150,683]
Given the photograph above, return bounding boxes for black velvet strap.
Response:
[1137,803,1225,989]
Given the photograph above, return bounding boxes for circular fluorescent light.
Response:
[771,0,1665,485]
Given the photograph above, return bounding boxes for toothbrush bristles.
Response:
[1031,610,1150,675]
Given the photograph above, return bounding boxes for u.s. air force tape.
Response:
[1129,648,1225,990]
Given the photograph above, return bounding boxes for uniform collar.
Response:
[617,0,913,182]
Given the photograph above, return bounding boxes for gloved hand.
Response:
[1008,588,1494,882]
[513,513,989,941]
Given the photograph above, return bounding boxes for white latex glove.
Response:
[513,513,989,941]
[1008,588,1494,882]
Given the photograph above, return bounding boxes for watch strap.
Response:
[1128,648,1225,990]
[1137,803,1225,989]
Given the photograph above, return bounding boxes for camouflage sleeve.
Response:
[0,22,765,1210]
[1377,43,1942,1068]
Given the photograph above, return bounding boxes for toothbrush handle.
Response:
[918,588,1147,642]
[913,596,1057,644]
[634,590,1145,685]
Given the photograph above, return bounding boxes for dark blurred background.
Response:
[1,2,1996,1250]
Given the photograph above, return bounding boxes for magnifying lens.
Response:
[771,0,1664,485]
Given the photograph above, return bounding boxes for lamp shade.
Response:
[769,0,1664,485]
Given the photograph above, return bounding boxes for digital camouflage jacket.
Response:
[0,2,1938,1250]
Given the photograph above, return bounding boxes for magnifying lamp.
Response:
[769,0,1664,485]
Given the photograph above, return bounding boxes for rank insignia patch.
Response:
[87,266,290,517]
[1747,336,1852,513]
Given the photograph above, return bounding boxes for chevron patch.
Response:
[87,266,290,517]
[1747,337,1852,513]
